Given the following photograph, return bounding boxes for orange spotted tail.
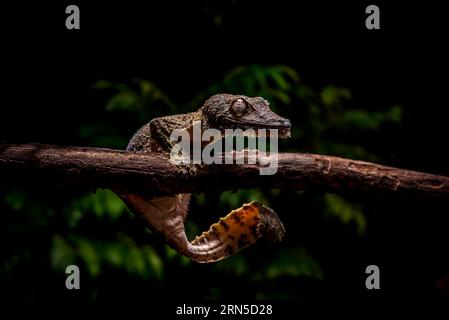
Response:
[188,201,285,263]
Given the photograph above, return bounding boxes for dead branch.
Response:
[0,143,448,199]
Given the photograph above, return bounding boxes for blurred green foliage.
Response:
[0,64,401,300]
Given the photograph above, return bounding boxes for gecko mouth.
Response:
[275,127,291,139]
[221,117,291,139]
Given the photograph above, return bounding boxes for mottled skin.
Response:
[119,94,291,263]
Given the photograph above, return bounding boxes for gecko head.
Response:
[201,94,291,139]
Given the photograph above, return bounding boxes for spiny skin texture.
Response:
[120,93,290,263]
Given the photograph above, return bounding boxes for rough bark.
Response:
[0,143,448,199]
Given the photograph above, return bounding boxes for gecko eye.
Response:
[231,98,248,116]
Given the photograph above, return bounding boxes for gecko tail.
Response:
[186,201,286,263]
[119,192,285,263]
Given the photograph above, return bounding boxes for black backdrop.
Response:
[1,0,448,306]
[2,1,448,173]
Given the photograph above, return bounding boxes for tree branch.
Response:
[1,143,448,199]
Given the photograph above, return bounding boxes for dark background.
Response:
[1,0,448,305]
[2,1,448,173]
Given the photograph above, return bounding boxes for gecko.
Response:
[118,94,291,263]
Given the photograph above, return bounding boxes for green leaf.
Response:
[267,67,290,91]
[106,91,139,111]
[3,189,27,211]
[99,189,126,220]
[278,65,300,82]
[324,193,366,235]
[252,65,269,89]
[51,235,76,270]
[92,79,113,89]
[142,246,164,280]
[125,246,146,276]
[69,189,126,222]
[77,239,101,277]
[265,248,324,280]
[267,88,291,105]
[219,189,269,209]
[103,243,123,268]
[386,105,402,123]
[320,85,352,108]
[216,254,249,277]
